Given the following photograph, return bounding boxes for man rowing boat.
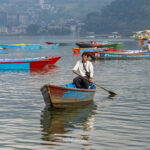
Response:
[72,52,94,89]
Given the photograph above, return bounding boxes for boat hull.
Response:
[0,56,61,70]
[72,47,110,54]
[86,51,150,59]
[41,44,59,49]
[0,44,41,50]
[46,42,75,46]
[76,42,123,49]
[40,84,96,108]
[0,50,7,54]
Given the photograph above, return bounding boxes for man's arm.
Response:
[72,61,79,74]
[89,62,94,78]
[88,62,94,82]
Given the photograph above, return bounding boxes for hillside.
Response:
[0,0,113,19]
[48,0,113,19]
[84,0,150,35]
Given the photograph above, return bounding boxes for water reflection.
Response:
[30,65,59,75]
[0,65,59,75]
[40,102,97,145]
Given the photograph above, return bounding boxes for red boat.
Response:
[0,56,61,70]
[72,47,112,54]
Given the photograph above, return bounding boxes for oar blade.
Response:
[108,91,117,97]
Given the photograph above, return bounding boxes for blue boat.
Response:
[0,50,7,54]
[41,44,59,49]
[25,44,41,50]
[40,83,96,108]
[0,44,26,49]
[86,51,150,59]
[0,44,41,50]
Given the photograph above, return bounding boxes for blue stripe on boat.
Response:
[63,90,93,99]
[100,53,150,58]
[0,62,30,69]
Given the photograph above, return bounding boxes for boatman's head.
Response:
[81,52,89,58]
[82,52,88,62]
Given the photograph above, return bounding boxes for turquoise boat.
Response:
[40,83,96,108]
[0,50,7,54]
[86,51,150,59]
[25,44,41,50]
[0,44,41,50]
[41,44,59,49]
[0,47,7,54]
[0,44,25,49]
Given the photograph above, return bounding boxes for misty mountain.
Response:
[84,0,150,35]
[47,0,114,19]
[0,0,114,20]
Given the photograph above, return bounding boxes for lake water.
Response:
[0,36,150,150]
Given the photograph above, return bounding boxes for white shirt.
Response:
[73,60,94,78]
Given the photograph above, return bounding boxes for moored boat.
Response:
[0,50,7,54]
[76,42,123,50]
[0,56,61,70]
[0,47,8,54]
[0,46,8,50]
[0,44,26,49]
[86,50,150,59]
[40,83,96,108]
[0,44,41,50]
[72,47,110,54]
[59,42,75,46]
[41,44,59,49]
[46,42,75,46]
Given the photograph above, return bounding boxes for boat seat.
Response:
[61,83,77,88]
[61,82,96,89]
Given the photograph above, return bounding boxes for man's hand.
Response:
[88,78,93,83]
[72,70,77,74]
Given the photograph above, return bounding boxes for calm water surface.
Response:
[0,36,150,150]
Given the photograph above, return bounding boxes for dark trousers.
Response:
[73,76,90,89]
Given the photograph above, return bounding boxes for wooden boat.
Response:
[0,56,61,70]
[86,50,150,59]
[59,42,75,46]
[0,44,41,50]
[45,42,55,45]
[0,44,26,49]
[41,44,59,49]
[72,47,110,54]
[0,46,8,50]
[46,42,75,46]
[76,42,123,49]
[0,50,7,54]
[0,47,8,54]
[25,44,41,50]
[40,83,96,108]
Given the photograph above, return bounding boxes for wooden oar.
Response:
[74,72,117,96]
